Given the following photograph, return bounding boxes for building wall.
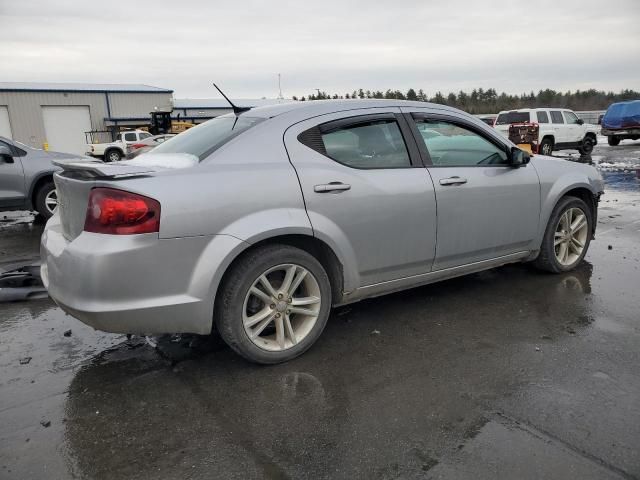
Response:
[0,91,172,148]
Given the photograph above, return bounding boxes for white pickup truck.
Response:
[86,130,153,162]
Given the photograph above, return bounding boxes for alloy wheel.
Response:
[45,189,58,215]
[242,263,322,352]
[554,207,588,266]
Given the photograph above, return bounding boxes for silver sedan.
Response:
[41,100,604,364]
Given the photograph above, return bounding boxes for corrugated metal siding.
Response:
[0,91,172,148]
[108,92,173,118]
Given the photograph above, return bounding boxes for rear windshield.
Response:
[151,115,264,160]
[495,112,530,125]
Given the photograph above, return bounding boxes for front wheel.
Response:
[578,137,594,155]
[607,136,620,146]
[534,196,592,273]
[215,245,332,364]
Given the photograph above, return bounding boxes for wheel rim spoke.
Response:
[571,215,586,233]
[249,286,271,304]
[291,296,320,306]
[280,265,297,293]
[275,316,286,349]
[249,313,276,338]
[258,274,278,298]
[244,308,274,328]
[284,314,297,345]
[289,306,316,316]
[288,269,307,295]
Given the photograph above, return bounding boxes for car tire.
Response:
[578,136,594,155]
[34,181,57,219]
[215,244,332,364]
[105,149,122,162]
[607,136,620,146]
[534,196,592,273]
[539,138,554,155]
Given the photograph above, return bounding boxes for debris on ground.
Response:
[40,420,51,428]
[608,245,613,250]
[371,329,381,335]
[63,329,72,337]
[535,346,541,352]
[19,357,32,365]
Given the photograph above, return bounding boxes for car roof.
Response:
[240,99,465,119]
[497,107,572,114]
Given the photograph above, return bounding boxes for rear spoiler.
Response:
[52,160,156,178]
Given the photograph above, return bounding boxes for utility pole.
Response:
[277,74,284,100]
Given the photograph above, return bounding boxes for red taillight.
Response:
[84,188,160,235]
[130,143,146,150]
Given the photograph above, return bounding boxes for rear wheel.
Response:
[534,196,592,273]
[215,244,332,364]
[34,181,57,219]
[539,137,554,155]
[578,136,594,155]
[105,149,122,162]
[607,136,620,146]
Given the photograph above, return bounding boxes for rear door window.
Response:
[550,111,564,124]
[123,132,137,141]
[536,111,549,123]
[495,111,530,125]
[139,132,152,140]
[319,119,411,169]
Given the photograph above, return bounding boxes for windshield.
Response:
[495,111,530,125]
[151,115,264,160]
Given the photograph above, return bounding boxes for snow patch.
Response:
[126,153,199,170]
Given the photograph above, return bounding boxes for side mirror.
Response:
[576,118,584,125]
[510,147,530,167]
[0,145,14,163]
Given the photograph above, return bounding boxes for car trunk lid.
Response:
[52,154,198,240]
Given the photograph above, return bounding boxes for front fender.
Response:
[534,163,601,246]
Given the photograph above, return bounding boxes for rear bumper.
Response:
[41,214,245,335]
[601,128,640,137]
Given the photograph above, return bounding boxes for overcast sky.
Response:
[1,0,638,99]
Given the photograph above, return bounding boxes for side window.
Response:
[550,111,564,124]
[536,111,549,123]
[563,111,579,124]
[123,132,137,141]
[414,119,508,166]
[139,132,152,140]
[319,119,411,169]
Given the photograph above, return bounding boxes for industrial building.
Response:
[0,82,173,155]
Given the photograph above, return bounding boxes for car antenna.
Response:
[213,83,251,115]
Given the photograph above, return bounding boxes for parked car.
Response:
[126,134,176,159]
[41,100,604,364]
[494,108,598,156]
[478,116,496,126]
[87,130,153,162]
[0,136,88,218]
[600,100,640,146]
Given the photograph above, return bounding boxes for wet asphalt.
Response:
[1,140,639,480]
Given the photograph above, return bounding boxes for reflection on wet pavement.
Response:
[1,142,639,479]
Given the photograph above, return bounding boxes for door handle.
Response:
[439,176,468,186]
[314,182,351,193]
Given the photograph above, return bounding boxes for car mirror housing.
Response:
[510,147,530,167]
[0,145,14,163]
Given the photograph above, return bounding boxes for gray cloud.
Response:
[0,0,638,98]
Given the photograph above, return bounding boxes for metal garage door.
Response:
[0,106,12,139]
[42,106,91,155]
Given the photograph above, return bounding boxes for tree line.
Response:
[291,88,639,113]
